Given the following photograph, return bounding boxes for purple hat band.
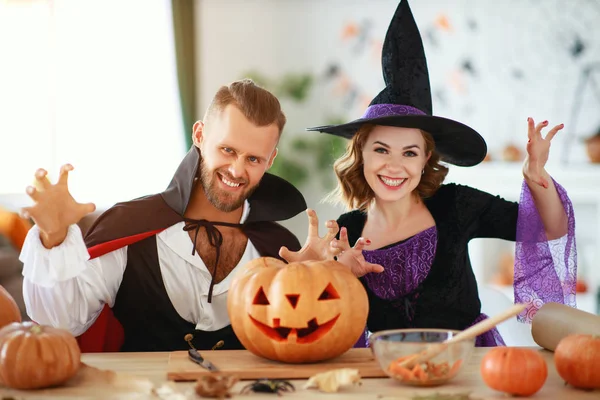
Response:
[361,104,426,119]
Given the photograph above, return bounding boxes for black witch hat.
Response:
[307,0,486,167]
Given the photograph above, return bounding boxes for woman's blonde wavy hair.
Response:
[325,124,449,211]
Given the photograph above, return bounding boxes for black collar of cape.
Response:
[84,146,307,254]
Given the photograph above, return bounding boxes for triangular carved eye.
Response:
[253,287,270,305]
[286,294,300,309]
[318,283,340,300]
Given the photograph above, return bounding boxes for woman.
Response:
[325,119,572,347]
[299,0,576,346]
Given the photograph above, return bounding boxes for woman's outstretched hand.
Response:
[279,209,340,263]
[330,227,384,278]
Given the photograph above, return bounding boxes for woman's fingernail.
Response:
[366,239,371,244]
[543,120,548,124]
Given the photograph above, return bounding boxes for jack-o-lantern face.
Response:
[227,257,369,364]
[249,282,341,344]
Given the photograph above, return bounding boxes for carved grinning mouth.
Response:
[249,282,342,343]
[248,314,340,343]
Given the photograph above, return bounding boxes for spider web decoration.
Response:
[320,0,600,163]
[562,63,600,163]
[420,0,600,162]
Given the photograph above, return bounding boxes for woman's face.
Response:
[361,125,429,204]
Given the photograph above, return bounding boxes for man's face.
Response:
[193,104,279,212]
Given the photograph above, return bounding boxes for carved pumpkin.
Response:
[0,285,21,329]
[0,322,81,389]
[480,347,547,396]
[554,334,600,389]
[227,257,368,363]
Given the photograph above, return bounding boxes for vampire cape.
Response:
[76,146,306,352]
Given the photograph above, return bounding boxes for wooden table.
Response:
[0,348,598,399]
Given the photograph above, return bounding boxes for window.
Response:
[0,0,185,210]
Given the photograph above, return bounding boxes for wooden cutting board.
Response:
[167,348,386,381]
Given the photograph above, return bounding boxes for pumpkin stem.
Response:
[30,324,43,334]
[211,340,224,350]
[185,333,197,350]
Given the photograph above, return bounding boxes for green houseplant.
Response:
[242,70,349,190]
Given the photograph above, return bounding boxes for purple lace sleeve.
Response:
[514,178,577,323]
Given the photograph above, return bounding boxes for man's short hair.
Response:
[204,79,286,136]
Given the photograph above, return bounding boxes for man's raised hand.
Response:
[21,164,96,248]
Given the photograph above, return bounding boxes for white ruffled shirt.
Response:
[19,201,260,337]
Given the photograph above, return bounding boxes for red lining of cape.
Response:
[76,229,164,353]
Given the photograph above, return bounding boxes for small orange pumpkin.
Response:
[0,322,81,389]
[0,285,21,329]
[554,334,600,389]
[227,257,369,363]
[480,347,547,396]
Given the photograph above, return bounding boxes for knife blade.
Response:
[188,348,219,372]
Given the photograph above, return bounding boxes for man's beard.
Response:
[199,159,259,212]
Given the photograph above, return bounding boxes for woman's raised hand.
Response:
[523,117,563,188]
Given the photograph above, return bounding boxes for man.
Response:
[19,79,335,352]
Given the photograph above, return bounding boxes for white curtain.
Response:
[0,0,186,210]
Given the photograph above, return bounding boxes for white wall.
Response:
[198,0,600,160]
[197,0,600,247]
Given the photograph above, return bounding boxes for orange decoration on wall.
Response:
[435,14,452,32]
[341,22,359,40]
